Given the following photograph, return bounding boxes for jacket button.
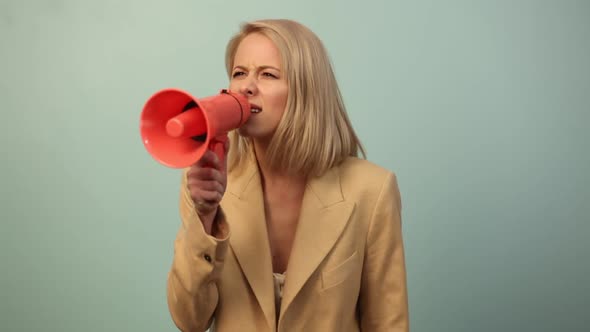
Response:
[204,254,212,263]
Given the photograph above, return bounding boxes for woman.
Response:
[166,19,409,332]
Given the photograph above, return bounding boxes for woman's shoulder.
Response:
[339,157,396,180]
[337,157,398,195]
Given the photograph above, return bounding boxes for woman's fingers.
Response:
[186,147,229,218]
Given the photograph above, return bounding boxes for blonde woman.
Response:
[167,19,409,332]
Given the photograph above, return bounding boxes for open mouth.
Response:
[250,103,263,114]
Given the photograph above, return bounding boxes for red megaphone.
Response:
[140,88,251,168]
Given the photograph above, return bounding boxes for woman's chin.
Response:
[237,127,252,137]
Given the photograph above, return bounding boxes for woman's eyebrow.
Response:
[233,65,280,71]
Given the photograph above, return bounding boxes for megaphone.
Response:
[140,88,251,168]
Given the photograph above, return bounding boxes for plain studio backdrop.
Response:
[1,0,588,331]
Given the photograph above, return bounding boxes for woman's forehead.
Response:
[233,33,282,69]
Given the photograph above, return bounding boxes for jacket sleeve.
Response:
[166,169,230,332]
[359,172,409,331]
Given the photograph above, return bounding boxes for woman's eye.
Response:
[262,72,278,78]
[232,71,245,78]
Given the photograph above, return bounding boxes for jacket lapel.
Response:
[279,165,355,319]
[224,157,276,330]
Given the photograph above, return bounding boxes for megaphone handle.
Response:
[210,135,228,165]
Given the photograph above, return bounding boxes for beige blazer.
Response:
[167,156,409,331]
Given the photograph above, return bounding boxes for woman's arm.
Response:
[166,170,230,332]
[359,172,409,331]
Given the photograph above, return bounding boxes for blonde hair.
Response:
[225,19,365,177]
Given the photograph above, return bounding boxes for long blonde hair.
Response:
[225,19,365,177]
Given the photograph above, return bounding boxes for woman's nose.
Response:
[238,77,258,96]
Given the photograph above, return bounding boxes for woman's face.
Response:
[229,33,289,141]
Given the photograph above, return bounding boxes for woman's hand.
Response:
[186,140,229,234]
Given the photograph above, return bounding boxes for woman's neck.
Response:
[253,139,306,190]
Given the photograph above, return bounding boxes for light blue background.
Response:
[1,0,588,331]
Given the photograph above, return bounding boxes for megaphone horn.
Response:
[140,88,251,168]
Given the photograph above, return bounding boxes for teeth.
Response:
[251,108,262,113]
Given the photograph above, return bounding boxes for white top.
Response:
[272,272,286,320]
